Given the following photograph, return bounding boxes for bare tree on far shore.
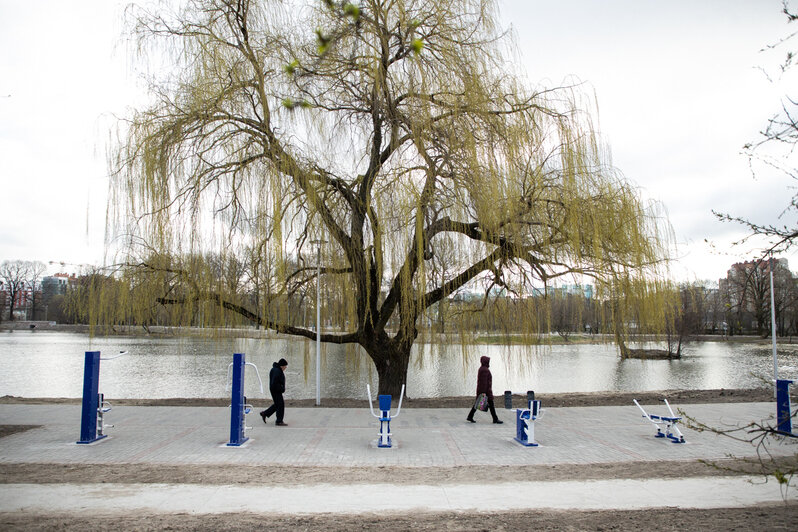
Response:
[0,260,45,321]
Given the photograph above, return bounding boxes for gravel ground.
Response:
[2,505,798,531]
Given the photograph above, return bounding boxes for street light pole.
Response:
[770,254,778,398]
[311,239,326,406]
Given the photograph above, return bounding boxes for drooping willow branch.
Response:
[156,292,359,344]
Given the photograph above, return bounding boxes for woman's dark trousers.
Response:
[467,396,499,422]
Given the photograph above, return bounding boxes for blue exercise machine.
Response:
[776,378,796,437]
[76,350,127,444]
[514,399,543,446]
[634,398,685,443]
[225,352,263,447]
[367,384,404,448]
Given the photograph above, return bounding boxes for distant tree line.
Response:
[5,253,794,341]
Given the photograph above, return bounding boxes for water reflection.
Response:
[0,330,796,399]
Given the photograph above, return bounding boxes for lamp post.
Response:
[770,254,778,398]
[311,239,326,406]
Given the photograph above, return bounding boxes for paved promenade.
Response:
[0,401,792,466]
[0,401,796,515]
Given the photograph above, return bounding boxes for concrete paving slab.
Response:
[1,402,794,468]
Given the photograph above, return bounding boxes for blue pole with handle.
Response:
[77,351,105,444]
[228,352,248,446]
[776,379,794,435]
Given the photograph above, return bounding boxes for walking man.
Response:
[260,358,288,426]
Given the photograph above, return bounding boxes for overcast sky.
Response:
[0,0,796,281]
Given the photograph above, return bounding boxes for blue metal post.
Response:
[77,351,105,444]
[377,395,392,447]
[228,352,248,446]
[514,400,540,447]
[515,409,528,444]
[776,379,794,435]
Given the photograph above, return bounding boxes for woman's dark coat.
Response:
[475,355,493,399]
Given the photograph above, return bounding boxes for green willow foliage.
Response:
[100,0,673,394]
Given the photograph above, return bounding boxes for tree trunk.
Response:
[615,328,629,358]
[365,338,411,397]
[673,334,683,359]
[7,293,15,321]
[612,299,628,358]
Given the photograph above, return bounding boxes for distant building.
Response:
[0,274,77,321]
[452,283,594,302]
[451,289,487,303]
[530,284,594,299]
[0,281,38,320]
[555,284,594,299]
[41,273,78,297]
[719,258,792,335]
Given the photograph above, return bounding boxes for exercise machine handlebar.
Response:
[366,384,405,418]
[226,361,264,394]
[367,384,376,418]
[100,350,129,361]
[395,384,405,418]
[246,362,264,394]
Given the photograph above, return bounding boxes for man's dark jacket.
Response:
[269,363,285,393]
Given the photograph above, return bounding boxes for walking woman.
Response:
[260,358,288,426]
[466,355,503,424]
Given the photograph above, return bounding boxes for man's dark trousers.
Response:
[264,390,284,423]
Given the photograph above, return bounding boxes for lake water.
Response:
[1,330,797,399]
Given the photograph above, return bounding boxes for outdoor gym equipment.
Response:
[76,350,128,444]
[776,379,797,437]
[633,398,685,443]
[367,383,405,448]
[225,352,264,446]
[514,399,543,447]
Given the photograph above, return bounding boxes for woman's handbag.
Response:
[474,393,489,411]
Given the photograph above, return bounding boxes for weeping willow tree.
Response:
[604,274,680,359]
[105,0,672,395]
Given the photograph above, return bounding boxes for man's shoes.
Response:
[260,410,268,424]
[493,420,503,424]
[275,422,288,426]
[466,418,475,423]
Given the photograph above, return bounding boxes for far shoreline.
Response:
[0,321,791,346]
[0,387,774,409]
